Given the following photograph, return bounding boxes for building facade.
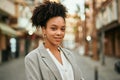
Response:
[96,0,120,58]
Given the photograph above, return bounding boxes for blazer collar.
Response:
[38,43,62,80]
[38,43,81,80]
[59,47,82,80]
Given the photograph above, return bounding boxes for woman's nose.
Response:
[56,30,62,35]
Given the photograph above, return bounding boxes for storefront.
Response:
[0,22,17,63]
[98,21,120,58]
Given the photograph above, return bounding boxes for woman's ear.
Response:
[42,27,47,38]
[42,27,46,35]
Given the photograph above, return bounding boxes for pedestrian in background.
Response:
[25,1,84,80]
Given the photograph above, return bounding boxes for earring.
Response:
[44,34,46,38]
[43,34,46,44]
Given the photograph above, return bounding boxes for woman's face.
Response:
[42,16,65,46]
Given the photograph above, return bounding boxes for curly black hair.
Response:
[31,1,67,28]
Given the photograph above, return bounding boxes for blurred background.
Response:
[0,0,120,80]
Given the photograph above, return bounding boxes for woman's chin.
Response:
[54,42,61,46]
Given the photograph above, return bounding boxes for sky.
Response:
[61,0,85,15]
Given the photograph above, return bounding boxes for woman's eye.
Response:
[51,27,57,30]
[61,28,65,31]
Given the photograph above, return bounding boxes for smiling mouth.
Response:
[55,38,62,41]
[54,38,62,41]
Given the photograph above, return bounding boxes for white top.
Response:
[46,48,74,80]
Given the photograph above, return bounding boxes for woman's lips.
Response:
[54,38,62,42]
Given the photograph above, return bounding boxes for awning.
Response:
[0,23,17,37]
[98,21,120,33]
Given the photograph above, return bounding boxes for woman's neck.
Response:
[44,42,59,53]
[44,42,62,64]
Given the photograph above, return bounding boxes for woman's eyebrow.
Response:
[50,23,65,27]
[51,24,57,26]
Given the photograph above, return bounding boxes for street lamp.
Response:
[86,35,93,57]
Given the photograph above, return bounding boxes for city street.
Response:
[0,48,120,80]
[0,0,120,80]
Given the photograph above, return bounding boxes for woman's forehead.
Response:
[46,17,65,26]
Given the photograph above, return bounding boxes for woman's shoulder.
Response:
[25,48,39,60]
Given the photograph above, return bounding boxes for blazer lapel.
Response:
[59,47,82,80]
[38,44,62,80]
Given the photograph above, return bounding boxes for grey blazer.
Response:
[25,43,84,80]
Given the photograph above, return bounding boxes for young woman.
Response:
[25,1,84,80]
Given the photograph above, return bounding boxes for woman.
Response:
[25,1,84,80]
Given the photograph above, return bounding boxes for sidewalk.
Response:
[73,47,120,80]
[0,57,25,80]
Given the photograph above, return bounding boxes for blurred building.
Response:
[0,0,44,64]
[0,0,19,63]
[82,0,120,60]
[95,0,120,58]
[84,0,99,60]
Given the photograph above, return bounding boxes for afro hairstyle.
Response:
[31,1,67,28]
